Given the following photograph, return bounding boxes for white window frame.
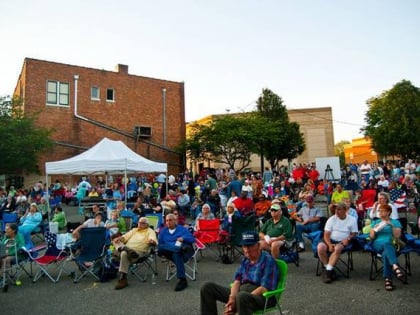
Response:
[106,88,115,102]
[91,86,100,100]
[46,80,69,107]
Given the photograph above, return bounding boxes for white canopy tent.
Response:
[45,137,167,206]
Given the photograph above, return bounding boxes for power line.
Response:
[236,98,364,127]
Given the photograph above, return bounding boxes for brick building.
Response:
[13,58,185,183]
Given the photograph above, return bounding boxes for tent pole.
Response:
[124,159,128,207]
[45,173,50,221]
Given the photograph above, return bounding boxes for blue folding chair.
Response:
[71,227,107,283]
[1,213,18,232]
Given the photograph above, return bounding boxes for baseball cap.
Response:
[306,195,314,203]
[270,204,281,211]
[239,231,259,246]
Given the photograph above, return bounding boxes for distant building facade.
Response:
[13,58,185,184]
[186,107,335,174]
[343,137,379,165]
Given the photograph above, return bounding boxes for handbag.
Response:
[392,236,406,251]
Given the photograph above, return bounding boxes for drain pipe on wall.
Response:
[74,74,88,121]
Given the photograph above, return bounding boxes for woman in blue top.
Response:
[19,203,42,249]
[369,204,405,291]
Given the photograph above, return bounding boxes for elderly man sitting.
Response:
[112,217,158,290]
[317,202,358,283]
[158,213,195,292]
[259,203,293,259]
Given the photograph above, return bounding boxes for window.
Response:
[46,81,69,106]
[106,88,115,102]
[91,87,100,100]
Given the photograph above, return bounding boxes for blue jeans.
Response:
[372,242,398,279]
[295,222,321,243]
[158,243,194,279]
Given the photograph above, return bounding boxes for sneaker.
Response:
[175,278,188,291]
[297,246,305,252]
[322,270,332,284]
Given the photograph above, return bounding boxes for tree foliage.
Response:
[255,88,305,169]
[0,96,54,174]
[361,80,420,159]
[183,115,253,172]
[183,88,305,172]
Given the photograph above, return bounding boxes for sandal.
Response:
[384,278,393,291]
[393,265,405,282]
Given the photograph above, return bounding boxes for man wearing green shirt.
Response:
[259,204,293,258]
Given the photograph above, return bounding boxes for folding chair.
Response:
[71,227,107,283]
[364,237,412,283]
[145,213,163,232]
[165,239,205,281]
[279,239,300,267]
[22,231,70,283]
[253,259,288,315]
[129,246,158,283]
[1,213,18,232]
[194,219,221,260]
[225,215,257,262]
[306,230,354,278]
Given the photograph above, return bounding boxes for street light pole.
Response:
[162,87,167,147]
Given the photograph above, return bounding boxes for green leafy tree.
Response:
[254,88,305,169]
[183,115,253,172]
[0,96,54,174]
[362,80,420,159]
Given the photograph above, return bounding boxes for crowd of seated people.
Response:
[0,160,418,295]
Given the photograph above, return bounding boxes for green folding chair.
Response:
[254,259,288,315]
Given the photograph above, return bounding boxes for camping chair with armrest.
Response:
[253,259,288,315]
[223,214,257,262]
[362,232,412,283]
[1,213,18,233]
[164,239,205,281]
[194,219,221,260]
[71,227,107,283]
[145,213,163,232]
[22,231,70,283]
[305,230,354,278]
[129,245,158,283]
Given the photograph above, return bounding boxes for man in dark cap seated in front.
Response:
[200,231,279,315]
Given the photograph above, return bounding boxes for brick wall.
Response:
[14,58,185,177]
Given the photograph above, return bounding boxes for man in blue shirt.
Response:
[158,213,195,292]
[200,231,279,315]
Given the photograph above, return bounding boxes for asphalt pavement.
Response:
[1,206,419,315]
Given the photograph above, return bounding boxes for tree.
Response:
[183,115,253,172]
[254,88,305,169]
[361,80,420,159]
[334,140,350,167]
[183,89,305,172]
[0,96,54,174]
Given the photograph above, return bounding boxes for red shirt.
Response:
[233,197,254,216]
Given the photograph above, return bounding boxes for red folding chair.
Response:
[194,219,221,260]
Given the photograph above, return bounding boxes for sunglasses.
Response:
[270,208,280,212]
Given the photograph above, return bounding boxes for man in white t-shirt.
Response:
[360,160,372,181]
[317,203,358,284]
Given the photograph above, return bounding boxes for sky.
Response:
[1,0,419,143]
